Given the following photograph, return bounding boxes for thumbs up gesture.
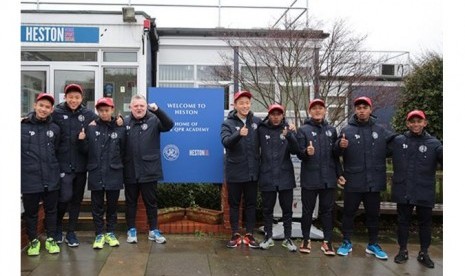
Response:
[239,125,248,136]
[306,140,315,156]
[339,133,349,148]
[116,112,124,126]
[78,128,86,140]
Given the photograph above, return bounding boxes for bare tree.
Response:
[215,17,396,127]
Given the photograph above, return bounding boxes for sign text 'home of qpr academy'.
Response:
[148,87,224,183]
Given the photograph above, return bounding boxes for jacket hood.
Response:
[348,113,377,126]
[303,118,329,127]
[227,109,254,121]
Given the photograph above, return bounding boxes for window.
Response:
[159,65,194,81]
[197,65,231,82]
[103,52,137,62]
[21,51,97,62]
[21,70,46,116]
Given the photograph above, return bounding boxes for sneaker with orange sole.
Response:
[299,239,311,254]
[226,233,242,248]
[321,241,336,256]
[243,233,260,248]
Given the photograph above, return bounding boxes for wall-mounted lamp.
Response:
[122,6,136,22]
[143,19,151,33]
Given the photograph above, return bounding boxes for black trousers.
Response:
[227,181,258,234]
[261,188,293,239]
[397,203,432,252]
[342,191,380,244]
[22,190,59,241]
[57,172,87,233]
[301,188,335,242]
[125,181,158,231]
[91,189,121,235]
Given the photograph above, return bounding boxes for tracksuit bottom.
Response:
[22,190,59,241]
[301,188,335,242]
[227,181,258,234]
[56,172,87,233]
[342,191,380,244]
[397,203,433,253]
[261,188,293,240]
[91,189,121,235]
[125,181,158,230]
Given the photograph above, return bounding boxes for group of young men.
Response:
[21,84,174,256]
[21,86,442,269]
[221,91,442,269]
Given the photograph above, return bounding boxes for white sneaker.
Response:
[127,228,138,243]
[148,229,166,244]
[282,238,297,252]
[259,238,275,250]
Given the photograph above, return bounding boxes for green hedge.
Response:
[157,183,222,210]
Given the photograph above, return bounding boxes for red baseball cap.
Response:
[95,97,114,108]
[406,110,426,121]
[233,90,252,102]
[309,99,325,109]
[354,96,372,107]
[36,93,55,105]
[268,103,284,114]
[64,83,83,95]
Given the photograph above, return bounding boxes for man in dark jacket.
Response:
[296,99,344,255]
[78,97,126,249]
[21,93,61,256]
[52,83,98,247]
[334,96,395,260]
[257,104,299,252]
[390,110,443,268]
[123,94,174,244]
[221,90,261,248]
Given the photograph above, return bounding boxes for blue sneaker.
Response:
[55,230,63,244]
[127,228,138,243]
[337,240,352,256]
[366,243,388,260]
[65,232,80,247]
[148,229,166,244]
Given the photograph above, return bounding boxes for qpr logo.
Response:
[372,132,379,139]
[78,115,85,122]
[141,123,148,130]
[419,145,427,153]
[110,132,118,139]
[163,144,180,161]
[46,130,54,138]
[251,123,258,130]
[326,130,332,137]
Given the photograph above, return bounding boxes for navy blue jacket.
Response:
[257,117,299,192]
[21,112,61,193]
[52,102,98,173]
[123,108,174,184]
[389,130,443,207]
[79,118,126,191]
[221,110,261,183]
[334,114,395,192]
[297,118,342,190]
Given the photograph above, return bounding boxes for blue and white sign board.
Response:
[148,87,224,183]
[21,26,100,43]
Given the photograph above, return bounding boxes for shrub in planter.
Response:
[158,207,186,224]
[185,207,223,225]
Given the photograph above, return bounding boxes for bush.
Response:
[157,183,222,210]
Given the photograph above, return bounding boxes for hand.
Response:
[337,175,346,189]
[339,133,348,148]
[282,126,288,136]
[78,128,86,140]
[239,125,248,136]
[88,120,96,126]
[287,123,296,132]
[306,141,315,156]
[149,103,158,111]
[116,113,124,126]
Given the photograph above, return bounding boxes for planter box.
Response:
[186,207,223,225]
[158,207,186,224]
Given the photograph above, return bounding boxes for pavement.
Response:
[21,230,443,276]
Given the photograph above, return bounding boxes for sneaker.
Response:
[299,239,311,254]
[127,228,138,243]
[394,249,409,264]
[337,240,352,256]
[105,232,120,247]
[321,241,336,256]
[93,234,105,249]
[259,238,275,250]
[55,225,63,244]
[366,243,388,260]
[243,233,260,249]
[27,239,40,256]
[226,233,242,248]
[65,232,80,247]
[417,251,435,268]
[45,237,60,254]
[282,239,297,252]
[148,229,166,244]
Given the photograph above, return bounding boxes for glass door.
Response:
[103,67,138,117]
[21,66,49,116]
[51,66,99,111]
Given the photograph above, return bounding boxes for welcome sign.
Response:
[148,87,224,183]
